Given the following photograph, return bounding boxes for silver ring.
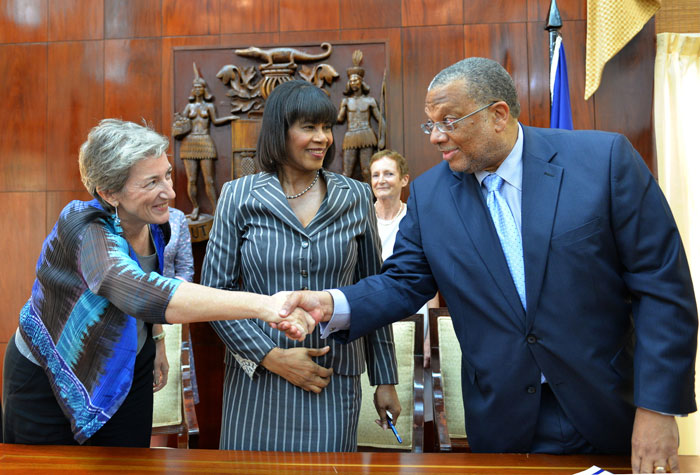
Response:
[654,465,667,473]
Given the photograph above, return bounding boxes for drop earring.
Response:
[113,204,123,234]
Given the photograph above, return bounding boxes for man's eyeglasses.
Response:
[420,101,497,135]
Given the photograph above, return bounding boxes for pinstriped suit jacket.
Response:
[201,170,397,383]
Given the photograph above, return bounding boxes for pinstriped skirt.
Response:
[219,359,362,452]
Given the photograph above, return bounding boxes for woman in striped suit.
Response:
[201,80,400,452]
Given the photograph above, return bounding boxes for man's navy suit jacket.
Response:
[338,125,697,453]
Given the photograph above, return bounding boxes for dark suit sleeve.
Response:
[356,183,398,386]
[610,135,697,414]
[338,180,439,343]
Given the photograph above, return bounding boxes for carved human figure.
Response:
[177,65,237,221]
[337,50,385,182]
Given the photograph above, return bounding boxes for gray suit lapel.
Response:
[305,171,352,237]
[250,172,309,236]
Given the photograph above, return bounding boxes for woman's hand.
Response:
[153,330,169,392]
[261,346,333,393]
[374,384,401,429]
[266,292,318,341]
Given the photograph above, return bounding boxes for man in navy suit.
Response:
[279,58,696,473]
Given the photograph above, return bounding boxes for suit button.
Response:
[300,286,309,290]
[301,241,309,248]
[526,335,537,344]
[526,385,536,394]
[300,270,308,277]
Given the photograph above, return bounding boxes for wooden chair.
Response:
[151,323,200,448]
[357,314,424,452]
[429,307,469,452]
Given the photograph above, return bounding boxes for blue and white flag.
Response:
[550,34,573,129]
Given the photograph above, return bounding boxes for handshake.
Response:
[264,290,335,341]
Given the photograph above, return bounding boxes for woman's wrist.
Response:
[153,331,166,342]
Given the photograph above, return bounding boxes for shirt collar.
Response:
[475,123,523,191]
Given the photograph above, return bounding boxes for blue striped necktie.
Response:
[483,174,526,310]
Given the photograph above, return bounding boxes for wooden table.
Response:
[1,444,699,474]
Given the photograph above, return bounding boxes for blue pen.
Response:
[386,412,402,444]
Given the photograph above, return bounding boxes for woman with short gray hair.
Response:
[2,119,312,447]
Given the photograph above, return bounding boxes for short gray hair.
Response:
[79,119,169,211]
[428,57,521,118]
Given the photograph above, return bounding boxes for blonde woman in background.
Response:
[369,150,439,368]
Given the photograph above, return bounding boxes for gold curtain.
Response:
[654,32,700,456]
[585,0,660,99]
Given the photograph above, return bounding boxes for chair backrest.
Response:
[357,314,424,452]
[152,323,199,448]
[429,307,468,452]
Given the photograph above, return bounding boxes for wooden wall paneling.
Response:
[463,23,531,125]
[341,29,404,160]
[0,44,47,192]
[339,0,402,30]
[162,0,220,37]
[401,26,465,178]
[48,0,103,41]
[526,19,593,130]
[161,35,220,156]
[279,0,340,32]
[0,192,46,342]
[220,0,279,34]
[278,30,341,44]
[220,32,281,47]
[104,38,163,132]
[463,0,527,24]
[401,0,463,27]
[593,21,656,172]
[0,0,47,44]
[47,41,104,191]
[46,190,93,232]
[562,20,594,130]
[527,0,586,22]
[104,0,162,39]
[525,21,550,129]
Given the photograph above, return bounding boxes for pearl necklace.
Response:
[376,202,404,224]
[285,170,320,199]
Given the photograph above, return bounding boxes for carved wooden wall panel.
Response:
[0,44,47,192]
[0,0,48,43]
[48,0,103,41]
[47,41,105,191]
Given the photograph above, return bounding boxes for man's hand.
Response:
[274,291,334,337]
[373,384,401,430]
[265,292,317,341]
[261,346,333,393]
[153,336,169,392]
[631,407,680,473]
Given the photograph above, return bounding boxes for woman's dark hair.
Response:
[256,80,338,173]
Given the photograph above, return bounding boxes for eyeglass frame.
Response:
[420,101,498,135]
